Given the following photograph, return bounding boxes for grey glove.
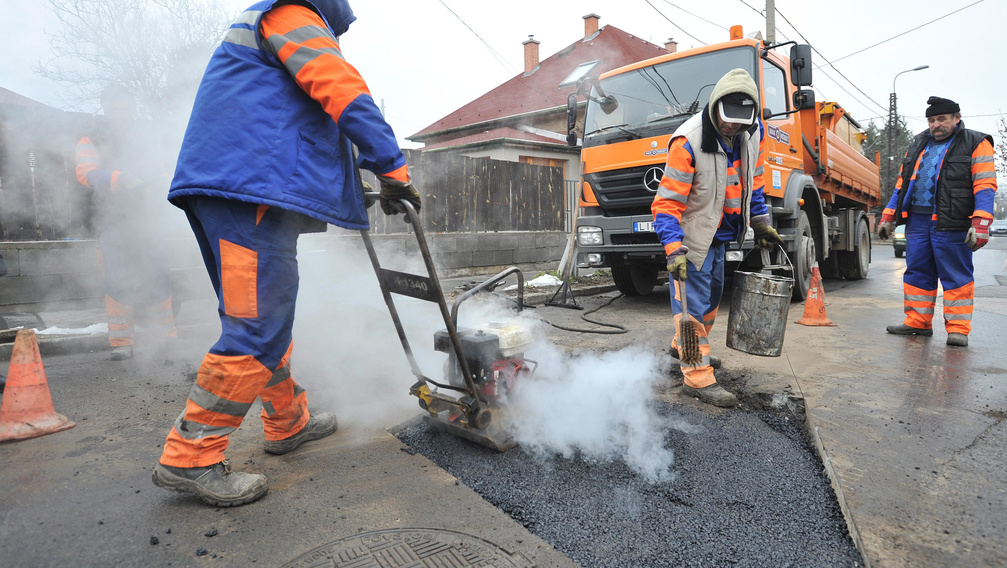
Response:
[379,180,421,216]
[751,214,783,249]
[666,247,689,281]
[877,221,894,240]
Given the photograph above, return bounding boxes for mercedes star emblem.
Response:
[643,166,664,192]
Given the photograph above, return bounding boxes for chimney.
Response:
[664,38,678,53]
[522,35,540,74]
[583,13,600,38]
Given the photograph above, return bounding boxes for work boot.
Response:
[109,346,133,361]
[263,412,338,455]
[946,333,968,347]
[886,324,933,337]
[670,347,722,369]
[151,460,267,507]
[681,383,738,408]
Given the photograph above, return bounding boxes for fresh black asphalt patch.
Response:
[397,398,863,568]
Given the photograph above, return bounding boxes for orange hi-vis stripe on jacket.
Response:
[169,0,409,230]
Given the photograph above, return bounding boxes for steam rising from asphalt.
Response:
[503,339,679,484]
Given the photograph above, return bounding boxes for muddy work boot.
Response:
[886,323,933,337]
[152,460,267,507]
[263,412,338,455]
[946,333,968,347]
[681,383,738,408]
[109,346,133,361]
[670,347,722,369]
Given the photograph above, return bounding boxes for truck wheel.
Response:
[839,218,871,280]
[894,249,904,258]
[611,265,658,296]
[791,211,815,301]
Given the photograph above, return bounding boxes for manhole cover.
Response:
[281,528,534,568]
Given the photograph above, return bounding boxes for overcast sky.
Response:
[3,0,1004,162]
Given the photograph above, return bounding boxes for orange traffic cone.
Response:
[0,329,75,442]
[795,263,836,327]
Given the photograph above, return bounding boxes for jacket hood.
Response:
[308,0,356,37]
[707,68,760,125]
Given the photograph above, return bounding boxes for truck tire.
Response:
[612,264,659,296]
[791,211,815,301]
[839,217,871,280]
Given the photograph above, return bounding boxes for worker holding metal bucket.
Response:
[651,68,783,408]
[151,0,421,507]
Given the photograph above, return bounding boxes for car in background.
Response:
[990,219,1007,237]
[893,224,907,258]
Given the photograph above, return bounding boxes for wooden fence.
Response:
[363,149,566,235]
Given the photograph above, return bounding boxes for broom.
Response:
[678,280,702,366]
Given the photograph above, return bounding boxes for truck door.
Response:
[760,58,802,201]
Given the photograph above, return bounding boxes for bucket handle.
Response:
[742,242,792,273]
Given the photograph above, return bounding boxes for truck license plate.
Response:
[633,221,654,233]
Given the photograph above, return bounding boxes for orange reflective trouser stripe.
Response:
[148,296,178,339]
[942,282,974,336]
[673,281,715,389]
[105,295,134,347]
[258,342,310,440]
[902,282,937,330]
[159,197,311,468]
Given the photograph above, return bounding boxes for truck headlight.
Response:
[577,226,603,246]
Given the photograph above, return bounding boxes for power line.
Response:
[826,0,985,66]
[642,0,706,45]
[436,0,518,76]
[772,7,888,116]
[653,0,729,31]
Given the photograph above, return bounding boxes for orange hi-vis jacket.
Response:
[169,0,408,230]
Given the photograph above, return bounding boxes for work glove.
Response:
[965,216,992,252]
[360,180,377,209]
[750,215,783,249]
[877,214,895,240]
[667,247,689,281]
[111,171,144,193]
[379,179,422,216]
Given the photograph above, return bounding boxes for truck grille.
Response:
[585,165,658,215]
[612,233,661,245]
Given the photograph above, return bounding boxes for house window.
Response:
[559,60,600,87]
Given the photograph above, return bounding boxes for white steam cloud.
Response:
[503,339,679,484]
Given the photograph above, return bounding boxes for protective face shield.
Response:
[717,93,757,126]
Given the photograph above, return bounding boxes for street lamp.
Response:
[886,65,929,204]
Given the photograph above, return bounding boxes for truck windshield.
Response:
[584,47,758,143]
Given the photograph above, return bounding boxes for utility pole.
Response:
[766,0,776,45]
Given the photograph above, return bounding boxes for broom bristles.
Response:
[679,318,702,366]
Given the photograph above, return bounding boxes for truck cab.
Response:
[570,32,879,299]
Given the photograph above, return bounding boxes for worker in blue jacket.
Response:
[152,0,421,507]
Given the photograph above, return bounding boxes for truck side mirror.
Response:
[792,88,815,110]
[566,93,578,147]
[790,44,813,86]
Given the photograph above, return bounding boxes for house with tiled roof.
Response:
[407,14,677,184]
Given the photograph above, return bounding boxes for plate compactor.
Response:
[359,195,534,451]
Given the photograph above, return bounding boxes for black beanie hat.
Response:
[925,96,960,117]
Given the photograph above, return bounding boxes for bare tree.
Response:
[35,0,234,117]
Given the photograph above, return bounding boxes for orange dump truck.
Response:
[567,31,881,299]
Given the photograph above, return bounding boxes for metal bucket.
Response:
[725,271,794,357]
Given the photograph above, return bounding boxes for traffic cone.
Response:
[795,263,836,327]
[0,329,75,442]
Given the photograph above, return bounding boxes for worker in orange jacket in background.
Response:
[75,84,178,361]
[151,0,420,507]
[877,96,997,347]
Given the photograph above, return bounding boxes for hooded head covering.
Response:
[925,96,960,117]
[310,0,356,37]
[707,68,760,127]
